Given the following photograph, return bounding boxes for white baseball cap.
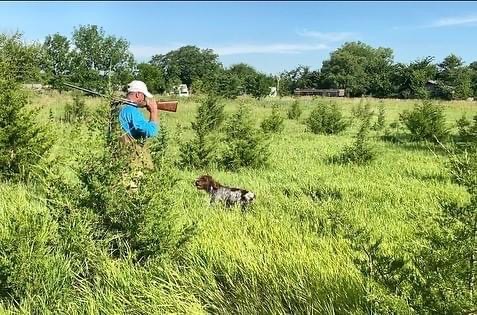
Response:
[127,80,153,98]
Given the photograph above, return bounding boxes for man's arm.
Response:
[146,98,158,123]
[127,105,159,138]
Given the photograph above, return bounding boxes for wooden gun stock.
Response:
[156,100,178,112]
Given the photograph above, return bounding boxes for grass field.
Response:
[1,91,476,314]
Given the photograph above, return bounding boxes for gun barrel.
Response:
[63,82,178,112]
[63,82,105,97]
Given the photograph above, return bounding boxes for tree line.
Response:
[2,24,477,100]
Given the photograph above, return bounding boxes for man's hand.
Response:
[145,98,157,112]
[145,98,158,122]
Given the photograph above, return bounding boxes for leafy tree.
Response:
[213,68,241,99]
[436,54,473,100]
[136,63,166,94]
[0,32,42,83]
[320,41,394,97]
[244,72,273,99]
[70,25,135,93]
[228,63,259,80]
[279,65,320,96]
[41,33,72,91]
[392,57,437,99]
[470,61,477,97]
[151,45,222,94]
[225,63,275,99]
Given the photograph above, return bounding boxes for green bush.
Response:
[405,151,477,313]
[261,104,284,133]
[0,184,75,310]
[149,124,169,167]
[287,100,302,120]
[191,95,225,134]
[178,133,217,170]
[63,93,87,123]
[178,96,224,169]
[72,142,195,261]
[221,104,269,170]
[331,114,375,165]
[372,103,386,131]
[455,114,477,149]
[399,100,449,143]
[0,79,53,180]
[306,102,348,135]
[351,99,374,121]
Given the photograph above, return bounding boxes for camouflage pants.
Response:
[118,133,154,191]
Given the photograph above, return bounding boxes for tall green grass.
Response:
[1,91,476,313]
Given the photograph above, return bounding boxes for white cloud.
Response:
[130,42,329,59]
[430,15,477,27]
[130,43,186,60]
[297,29,356,42]
[213,42,329,55]
[394,14,477,29]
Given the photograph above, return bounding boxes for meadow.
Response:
[1,91,476,314]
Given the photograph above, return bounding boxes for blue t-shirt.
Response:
[118,104,158,139]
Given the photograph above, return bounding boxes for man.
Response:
[118,80,159,171]
[119,80,159,141]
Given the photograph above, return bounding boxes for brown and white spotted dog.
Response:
[194,175,255,209]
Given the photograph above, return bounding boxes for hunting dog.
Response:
[194,175,255,209]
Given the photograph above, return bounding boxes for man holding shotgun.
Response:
[63,79,177,186]
[119,80,159,142]
[118,80,159,172]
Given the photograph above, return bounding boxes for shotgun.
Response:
[63,82,178,112]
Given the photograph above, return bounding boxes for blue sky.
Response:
[0,1,476,75]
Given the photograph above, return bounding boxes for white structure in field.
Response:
[177,84,189,97]
[170,84,190,97]
[269,87,277,97]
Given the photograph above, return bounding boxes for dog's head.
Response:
[195,175,219,191]
[242,191,255,203]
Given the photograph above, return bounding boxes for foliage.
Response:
[320,41,395,97]
[331,111,375,165]
[63,93,87,123]
[399,100,449,143]
[136,62,166,94]
[0,79,53,180]
[70,24,135,93]
[372,102,386,131]
[0,32,43,83]
[178,96,224,169]
[306,101,348,135]
[287,99,302,120]
[221,103,270,170]
[41,33,72,91]
[261,104,285,133]
[151,45,222,94]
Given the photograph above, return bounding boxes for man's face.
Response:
[131,92,147,106]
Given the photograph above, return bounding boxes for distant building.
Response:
[269,87,277,97]
[171,84,190,97]
[294,88,345,97]
[22,83,51,91]
[425,80,455,98]
[425,80,439,95]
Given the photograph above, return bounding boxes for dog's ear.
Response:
[210,178,218,190]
